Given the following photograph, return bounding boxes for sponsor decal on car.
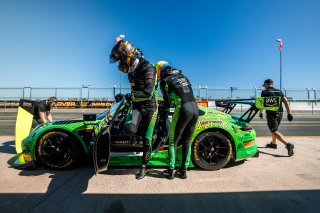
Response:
[244,140,255,148]
[198,120,224,129]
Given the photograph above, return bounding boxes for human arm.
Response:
[39,112,47,123]
[259,90,266,119]
[160,80,171,121]
[46,111,53,122]
[131,64,156,101]
[259,109,263,119]
[282,96,293,121]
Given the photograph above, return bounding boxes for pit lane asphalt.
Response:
[0,136,320,213]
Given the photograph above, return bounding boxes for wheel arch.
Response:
[33,128,88,162]
[192,128,236,160]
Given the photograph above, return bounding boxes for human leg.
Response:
[176,102,199,179]
[167,105,182,170]
[267,114,294,156]
[180,102,199,170]
[124,108,142,136]
[136,103,157,179]
[266,113,282,148]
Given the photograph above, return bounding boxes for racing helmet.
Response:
[110,35,142,73]
[155,61,170,80]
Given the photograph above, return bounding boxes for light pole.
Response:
[80,84,91,109]
[120,73,122,94]
[230,87,238,99]
[254,86,257,98]
[276,38,283,90]
[81,85,91,100]
[80,86,83,109]
[87,85,91,100]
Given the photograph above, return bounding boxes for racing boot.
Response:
[286,143,294,157]
[175,168,187,179]
[162,169,174,180]
[135,165,146,180]
[266,142,277,149]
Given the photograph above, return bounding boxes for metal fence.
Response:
[0,86,318,101]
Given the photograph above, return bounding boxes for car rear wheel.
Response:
[192,132,232,170]
[36,131,80,169]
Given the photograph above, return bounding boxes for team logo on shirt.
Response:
[264,97,280,107]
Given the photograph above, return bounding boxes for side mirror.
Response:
[83,114,96,121]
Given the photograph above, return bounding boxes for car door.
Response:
[93,125,110,175]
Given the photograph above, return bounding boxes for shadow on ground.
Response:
[0,189,319,213]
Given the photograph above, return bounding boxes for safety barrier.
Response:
[0,86,318,101]
[0,86,318,113]
[0,101,114,109]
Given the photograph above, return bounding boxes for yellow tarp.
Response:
[15,107,33,153]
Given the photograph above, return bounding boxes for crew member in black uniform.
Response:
[32,97,58,128]
[259,79,294,156]
[155,61,199,179]
[110,35,158,179]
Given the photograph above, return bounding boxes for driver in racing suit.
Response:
[155,61,199,179]
[110,35,158,179]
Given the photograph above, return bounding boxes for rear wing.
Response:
[215,99,259,123]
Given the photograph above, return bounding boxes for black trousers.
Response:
[125,101,157,165]
[169,101,199,170]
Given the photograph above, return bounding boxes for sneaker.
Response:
[162,169,174,180]
[175,169,187,179]
[266,142,277,149]
[286,143,294,157]
[135,167,146,180]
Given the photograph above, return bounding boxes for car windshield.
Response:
[109,99,124,118]
[96,111,108,120]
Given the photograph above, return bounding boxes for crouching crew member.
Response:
[32,97,57,128]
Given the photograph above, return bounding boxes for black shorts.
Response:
[266,112,283,133]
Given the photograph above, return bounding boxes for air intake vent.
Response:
[52,120,82,125]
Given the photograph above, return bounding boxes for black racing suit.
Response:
[160,69,199,170]
[32,100,51,128]
[261,87,284,133]
[124,59,158,165]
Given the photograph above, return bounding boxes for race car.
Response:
[14,97,260,172]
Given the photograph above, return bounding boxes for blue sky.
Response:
[0,0,319,90]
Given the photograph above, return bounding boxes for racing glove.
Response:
[287,113,293,122]
[115,93,124,102]
[125,93,132,101]
[259,112,263,119]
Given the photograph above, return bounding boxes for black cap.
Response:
[264,79,273,84]
[48,97,58,103]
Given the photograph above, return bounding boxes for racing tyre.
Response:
[36,131,80,169]
[192,132,232,170]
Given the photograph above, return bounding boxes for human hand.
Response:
[115,93,124,102]
[125,93,132,101]
[259,112,263,119]
[287,113,293,122]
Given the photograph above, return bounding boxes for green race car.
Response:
[14,98,259,172]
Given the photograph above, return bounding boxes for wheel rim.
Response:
[40,134,72,167]
[197,134,229,166]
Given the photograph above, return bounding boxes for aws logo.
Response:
[264,97,280,107]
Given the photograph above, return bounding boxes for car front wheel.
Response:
[36,131,79,169]
[192,132,232,170]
